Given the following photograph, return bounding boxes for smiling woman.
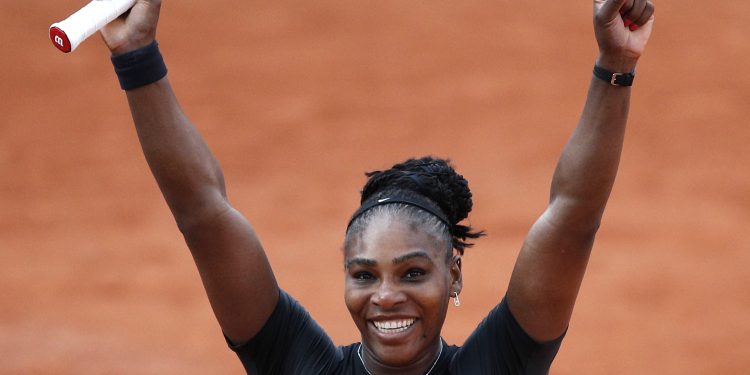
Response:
[97,0,655,373]
[342,158,482,371]
[233,158,564,374]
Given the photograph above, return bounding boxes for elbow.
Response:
[173,194,231,235]
[547,196,605,236]
[577,218,602,239]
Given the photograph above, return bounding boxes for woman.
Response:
[101,0,654,373]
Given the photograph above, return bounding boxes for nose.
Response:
[371,280,406,309]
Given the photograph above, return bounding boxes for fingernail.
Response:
[629,23,640,31]
[623,18,633,27]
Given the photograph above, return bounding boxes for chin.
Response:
[369,342,421,367]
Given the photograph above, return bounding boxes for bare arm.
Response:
[506,0,655,341]
[102,0,278,344]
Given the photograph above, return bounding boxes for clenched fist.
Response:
[594,0,655,72]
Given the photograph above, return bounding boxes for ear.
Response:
[450,255,463,295]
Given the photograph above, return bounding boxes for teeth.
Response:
[372,319,415,333]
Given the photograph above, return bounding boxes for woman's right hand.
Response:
[101,0,162,55]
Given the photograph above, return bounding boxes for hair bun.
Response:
[360,156,484,253]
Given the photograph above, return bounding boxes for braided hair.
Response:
[345,157,485,257]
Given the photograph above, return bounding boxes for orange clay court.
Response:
[1,1,749,374]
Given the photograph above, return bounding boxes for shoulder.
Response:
[230,290,346,373]
[448,297,565,373]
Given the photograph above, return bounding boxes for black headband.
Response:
[346,194,450,231]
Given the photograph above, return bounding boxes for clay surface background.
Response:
[2,1,749,374]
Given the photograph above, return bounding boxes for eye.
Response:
[404,268,426,280]
[353,271,374,281]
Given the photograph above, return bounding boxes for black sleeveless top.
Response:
[227,290,564,374]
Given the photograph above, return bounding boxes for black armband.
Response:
[111,41,168,91]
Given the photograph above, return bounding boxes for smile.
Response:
[371,318,416,333]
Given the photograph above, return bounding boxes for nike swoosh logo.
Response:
[378,197,391,203]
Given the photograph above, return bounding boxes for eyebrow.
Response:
[346,258,377,269]
[393,251,434,265]
[345,251,434,269]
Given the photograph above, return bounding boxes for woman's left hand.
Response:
[594,0,655,71]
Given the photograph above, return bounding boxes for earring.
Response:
[452,292,460,307]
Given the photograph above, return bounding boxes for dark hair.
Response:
[345,156,485,255]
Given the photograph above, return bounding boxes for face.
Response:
[344,214,462,368]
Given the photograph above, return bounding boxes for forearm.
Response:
[126,78,227,225]
[549,57,636,229]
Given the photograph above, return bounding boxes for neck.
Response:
[359,340,443,375]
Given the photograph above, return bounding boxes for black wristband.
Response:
[111,41,168,91]
[593,65,635,87]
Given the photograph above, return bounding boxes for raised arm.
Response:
[101,0,278,344]
[506,0,655,341]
